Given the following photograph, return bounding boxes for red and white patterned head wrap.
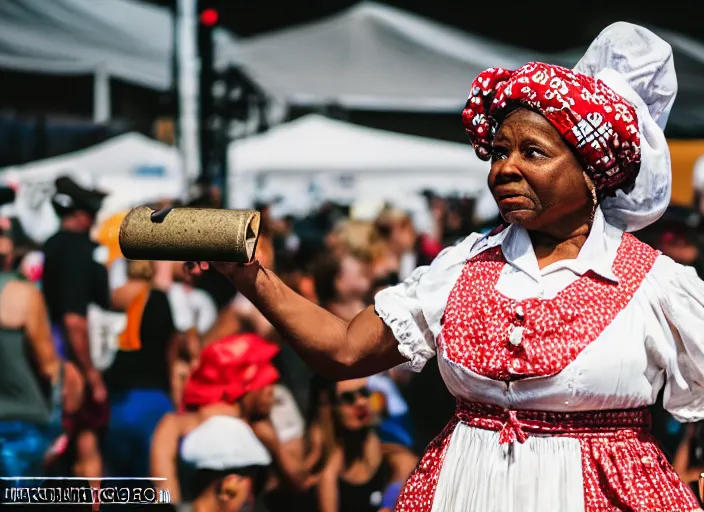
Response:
[462,62,642,199]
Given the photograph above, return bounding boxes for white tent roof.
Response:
[228,114,489,210]
[0,0,237,91]
[0,0,173,90]
[0,133,187,243]
[220,2,540,112]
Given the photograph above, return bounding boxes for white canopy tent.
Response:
[0,133,187,243]
[228,114,490,214]
[219,2,540,112]
[222,4,704,134]
[0,0,236,121]
[0,0,176,88]
[0,0,174,122]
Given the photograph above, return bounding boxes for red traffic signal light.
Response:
[200,8,219,26]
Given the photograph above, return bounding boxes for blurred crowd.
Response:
[2,175,704,511]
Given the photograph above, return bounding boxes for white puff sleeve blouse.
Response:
[374,207,704,421]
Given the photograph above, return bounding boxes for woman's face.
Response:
[247,384,276,419]
[217,473,253,512]
[335,378,372,431]
[488,108,592,231]
[389,218,416,254]
[335,255,371,302]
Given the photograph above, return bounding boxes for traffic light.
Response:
[196,1,270,198]
[199,7,219,26]
[198,0,220,186]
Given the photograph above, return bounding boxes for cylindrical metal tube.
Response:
[118,206,260,263]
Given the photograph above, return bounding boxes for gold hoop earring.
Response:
[582,172,597,205]
[583,172,598,224]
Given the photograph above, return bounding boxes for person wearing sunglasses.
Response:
[317,378,416,512]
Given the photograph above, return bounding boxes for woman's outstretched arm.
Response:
[192,261,406,380]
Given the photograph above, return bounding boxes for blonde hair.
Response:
[127,260,154,281]
[328,220,382,264]
[375,207,412,236]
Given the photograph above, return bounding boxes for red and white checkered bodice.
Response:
[439,233,660,381]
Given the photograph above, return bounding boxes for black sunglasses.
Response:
[336,387,371,405]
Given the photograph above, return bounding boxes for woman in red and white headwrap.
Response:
[189,23,704,511]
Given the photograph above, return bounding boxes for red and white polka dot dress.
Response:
[375,210,704,512]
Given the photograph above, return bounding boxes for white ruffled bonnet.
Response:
[574,22,678,232]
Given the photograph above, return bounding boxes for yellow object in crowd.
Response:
[95,210,129,267]
[369,391,387,416]
[118,286,149,352]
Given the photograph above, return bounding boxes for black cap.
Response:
[51,176,107,217]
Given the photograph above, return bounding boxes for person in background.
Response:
[295,202,343,263]
[270,212,301,270]
[674,422,704,507]
[310,244,416,459]
[420,192,447,248]
[317,378,417,512]
[166,260,216,407]
[18,250,44,285]
[181,416,271,512]
[0,220,84,476]
[151,334,300,505]
[108,256,205,407]
[151,259,205,407]
[310,251,371,322]
[277,254,318,305]
[211,234,315,420]
[103,260,181,478]
[367,373,414,450]
[218,473,264,512]
[304,376,338,477]
[42,176,110,480]
[169,260,218,340]
[374,207,443,281]
[653,206,704,277]
[260,382,317,512]
[325,219,393,284]
[326,220,380,263]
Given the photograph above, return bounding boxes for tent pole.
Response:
[93,65,110,124]
[177,0,201,183]
[170,0,179,147]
